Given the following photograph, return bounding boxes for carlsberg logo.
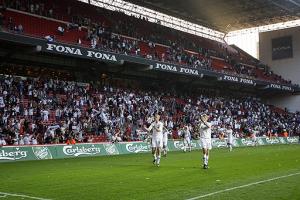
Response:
[286,137,298,143]
[32,147,53,160]
[241,139,254,146]
[103,144,119,155]
[174,141,197,150]
[212,140,227,148]
[63,145,101,157]
[266,138,280,144]
[0,148,27,160]
[126,143,150,153]
[258,138,265,145]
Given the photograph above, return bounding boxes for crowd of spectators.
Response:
[86,24,141,56]
[0,11,3,30]
[0,71,299,146]
[2,14,23,33]
[1,0,50,18]
[1,0,295,83]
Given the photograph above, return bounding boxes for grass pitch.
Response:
[0,145,300,200]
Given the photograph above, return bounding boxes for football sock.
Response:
[206,155,209,165]
[153,154,157,160]
[203,155,209,165]
[157,156,161,164]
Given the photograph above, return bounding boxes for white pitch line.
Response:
[186,172,300,200]
[0,192,52,200]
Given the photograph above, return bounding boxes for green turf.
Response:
[0,145,300,200]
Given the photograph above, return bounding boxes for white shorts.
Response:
[184,137,191,145]
[200,138,212,150]
[163,134,168,147]
[152,135,163,148]
[227,138,233,145]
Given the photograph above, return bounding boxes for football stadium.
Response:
[0,0,300,199]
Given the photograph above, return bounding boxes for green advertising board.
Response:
[118,142,151,154]
[55,144,105,158]
[0,137,298,162]
[168,140,200,151]
[102,143,120,155]
[31,146,55,160]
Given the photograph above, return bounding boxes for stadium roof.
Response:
[124,0,300,32]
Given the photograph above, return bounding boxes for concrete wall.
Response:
[259,27,300,112]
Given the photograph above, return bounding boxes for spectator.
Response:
[66,136,76,145]
[91,37,97,48]
[45,35,55,42]
[35,3,40,14]
[31,135,38,145]
[7,17,14,31]
[0,135,6,146]
[23,134,30,145]
[17,24,23,33]
[77,38,81,45]
[0,12,3,30]
[19,135,24,145]
[57,26,64,36]
[48,9,53,17]
[112,128,122,143]
[30,4,34,13]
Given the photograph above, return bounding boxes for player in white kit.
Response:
[251,130,258,147]
[162,127,169,157]
[144,114,164,166]
[182,125,192,152]
[198,114,212,169]
[226,125,233,152]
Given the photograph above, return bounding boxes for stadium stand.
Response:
[0,65,299,146]
[0,0,299,146]
[0,0,295,84]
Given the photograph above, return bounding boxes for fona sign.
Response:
[46,44,117,62]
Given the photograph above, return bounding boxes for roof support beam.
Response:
[287,0,300,8]
[268,0,292,12]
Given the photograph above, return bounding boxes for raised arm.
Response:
[144,123,153,132]
[200,116,211,129]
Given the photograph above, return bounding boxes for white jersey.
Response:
[199,122,212,139]
[226,129,233,143]
[148,121,164,148]
[183,129,191,146]
[148,121,164,138]
[163,130,169,146]
[252,132,257,141]
[163,130,169,137]
[183,129,191,139]
[0,139,6,146]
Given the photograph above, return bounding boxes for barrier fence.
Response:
[0,137,299,162]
